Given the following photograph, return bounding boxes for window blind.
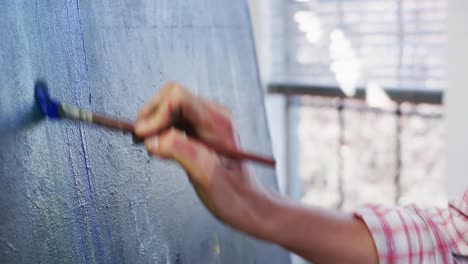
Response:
[283,0,446,92]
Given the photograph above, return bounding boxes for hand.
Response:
[135,82,379,264]
[135,82,274,236]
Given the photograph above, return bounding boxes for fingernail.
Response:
[149,136,159,151]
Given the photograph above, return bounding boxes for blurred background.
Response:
[246,1,462,262]
[248,0,446,209]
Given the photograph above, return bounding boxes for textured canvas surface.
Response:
[0,1,289,263]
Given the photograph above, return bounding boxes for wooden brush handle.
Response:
[91,112,276,167]
[203,142,276,166]
[164,110,276,166]
[92,113,135,133]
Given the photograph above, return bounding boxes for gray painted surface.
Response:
[0,1,289,263]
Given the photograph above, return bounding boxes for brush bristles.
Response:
[34,81,60,118]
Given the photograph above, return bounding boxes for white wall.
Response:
[447,0,468,199]
[248,0,288,194]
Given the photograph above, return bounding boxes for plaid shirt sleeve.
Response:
[355,189,468,264]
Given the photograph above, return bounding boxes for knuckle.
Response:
[213,103,233,127]
[219,114,235,135]
[224,117,234,132]
[171,89,184,104]
[162,81,179,93]
[168,81,183,94]
[222,118,237,146]
[167,80,179,87]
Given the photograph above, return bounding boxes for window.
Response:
[255,0,448,210]
[283,0,446,94]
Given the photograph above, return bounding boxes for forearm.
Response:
[245,192,378,264]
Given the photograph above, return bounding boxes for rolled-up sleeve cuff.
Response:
[354,204,455,264]
[355,205,395,262]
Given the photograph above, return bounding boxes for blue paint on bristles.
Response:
[34,81,61,118]
[33,80,137,134]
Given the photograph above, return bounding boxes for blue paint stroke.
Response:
[72,0,106,261]
[75,0,89,74]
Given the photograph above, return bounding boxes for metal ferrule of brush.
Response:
[59,103,93,123]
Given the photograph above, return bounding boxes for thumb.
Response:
[145,128,217,188]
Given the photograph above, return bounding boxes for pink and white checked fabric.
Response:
[355,188,467,263]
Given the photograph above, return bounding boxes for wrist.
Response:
[246,191,308,247]
[241,187,286,242]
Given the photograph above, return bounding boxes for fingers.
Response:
[135,99,174,137]
[135,82,195,137]
[145,128,217,188]
[136,93,161,122]
[135,81,237,149]
[137,82,177,121]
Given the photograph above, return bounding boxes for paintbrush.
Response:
[35,81,135,133]
[34,81,276,167]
